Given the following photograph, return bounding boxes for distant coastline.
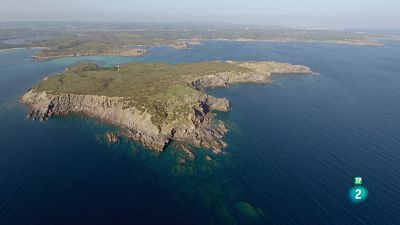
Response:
[0,38,387,62]
[21,38,385,61]
[209,38,385,46]
[0,47,45,52]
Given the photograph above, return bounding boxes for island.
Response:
[21,61,315,152]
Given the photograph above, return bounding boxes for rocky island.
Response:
[21,61,314,152]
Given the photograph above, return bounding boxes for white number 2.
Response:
[355,189,362,199]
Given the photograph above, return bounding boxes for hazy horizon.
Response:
[1,0,400,29]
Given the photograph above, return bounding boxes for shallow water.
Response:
[1,40,400,225]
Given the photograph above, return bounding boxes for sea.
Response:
[1,40,400,225]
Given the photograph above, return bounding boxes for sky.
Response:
[1,0,400,28]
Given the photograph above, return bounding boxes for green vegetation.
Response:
[36,61,248,125]
[30,59,313,131]
[36,61,247,97]
[0,22,388,53]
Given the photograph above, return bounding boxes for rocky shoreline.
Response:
[21,61,314,152]
[21,89,230,152]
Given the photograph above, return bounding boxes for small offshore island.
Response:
[22,61,314,152]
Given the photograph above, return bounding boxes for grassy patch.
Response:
[35,61,247,126]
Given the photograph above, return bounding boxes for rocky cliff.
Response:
[22,89,230,152]
[21,61,314,152]
[190,61,314,90]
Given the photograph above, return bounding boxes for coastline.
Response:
[30,40,203,60]
[21,61,315,152]
[208,38,384,46]
[15,37,386,60]
[0,47,45,52]
[32,48,148,61]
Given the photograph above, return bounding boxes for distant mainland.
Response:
[1,23,397,60]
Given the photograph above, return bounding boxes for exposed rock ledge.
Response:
[190,61,316,90]
[21,90,230,152]
[21,61,314,152]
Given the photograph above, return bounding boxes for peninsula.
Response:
[21,61,314,152]
[32,46,148,61]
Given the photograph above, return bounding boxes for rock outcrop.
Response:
[107,133,119,143]
[21,89,231,152]
[190,61,314,91]
[21,61,314,153]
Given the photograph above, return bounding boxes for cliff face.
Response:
[21,89,230,152]
[190,61,314,90]
[21,61,314,153]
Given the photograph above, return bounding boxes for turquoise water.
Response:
[1,40,400,224]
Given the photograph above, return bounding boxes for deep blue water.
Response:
[1,40,400,225]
